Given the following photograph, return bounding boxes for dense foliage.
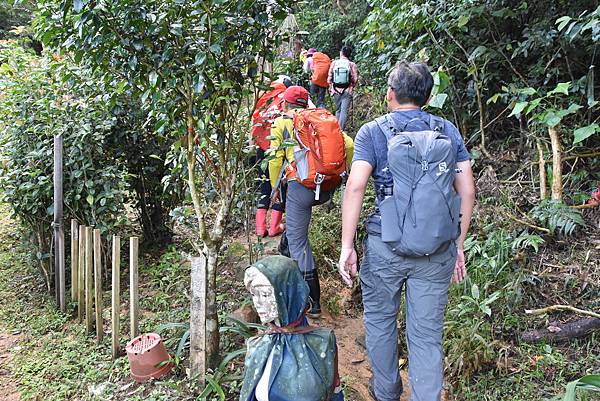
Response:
[0,44,129,287]
[294,0,371,57]
[35,0,288,370]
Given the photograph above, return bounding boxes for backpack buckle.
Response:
[421,160,429,171]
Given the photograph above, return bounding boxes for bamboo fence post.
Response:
[53,134,65,312]
[129,237,139,339]
[93,229,103,342]
[85,226,93,334]
[190,255,207,385]
[77,225,85,322]
[111,235,120,359]
[70,220,78,302]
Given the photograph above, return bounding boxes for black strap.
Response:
[429,115,445,133]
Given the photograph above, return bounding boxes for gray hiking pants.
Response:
[333,91,352,131]
[285,180,332,273]
[360,235,456,401]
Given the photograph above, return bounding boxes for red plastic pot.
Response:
[126,333,172,383]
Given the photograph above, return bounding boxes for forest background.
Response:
[0,0,599,400]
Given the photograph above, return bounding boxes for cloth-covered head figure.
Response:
[239,256,342,401]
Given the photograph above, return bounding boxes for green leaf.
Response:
[543,111,562,127]
[578,374,600,388]
[509,101,528,117]
[525,98,542,114]
[471,284,480,300]
[86,194,94,205]
[518,87,537,96]
[548,82,571,96]
[428,93,448,109]
[563,380,578,401]
[556,16,572,31]
[194,52,207,66]
[170,23,183,36]
[457,15,469,28]
[194,76,205,94]
[573,123,599,143]
[487,93,501,104]
[149,71,158,87]
[128,55,137,70]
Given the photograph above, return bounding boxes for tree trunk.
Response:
[548,126,563,202]
[204,244,220,370]
[185,97,221,376]
[190,255,206,385]
[536,139,547,200]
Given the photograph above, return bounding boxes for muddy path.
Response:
[0,329,21,401]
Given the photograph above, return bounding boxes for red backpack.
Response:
[286,109,347,199]
[251,83,287,151]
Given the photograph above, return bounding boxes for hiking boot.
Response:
[255,208,267,237]
[304,270,321,318]
[307,300,322,318]
[268,210,285,237]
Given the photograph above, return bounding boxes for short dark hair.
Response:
[341,45,352,59]
[387,61,433,107]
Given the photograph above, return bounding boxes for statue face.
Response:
[244,267,278,324]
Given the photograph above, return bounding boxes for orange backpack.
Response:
[311,52,331,88]
[286,109,347,199]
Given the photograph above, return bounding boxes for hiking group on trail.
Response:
[244,49,476,401]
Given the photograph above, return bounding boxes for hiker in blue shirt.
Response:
[338,61,476,401]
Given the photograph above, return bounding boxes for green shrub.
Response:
[0,43,129,287]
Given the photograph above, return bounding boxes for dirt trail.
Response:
[316,310,412,401]
[0,329,21,401]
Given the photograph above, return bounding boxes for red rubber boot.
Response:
[255,208,267,237]
[268,210,285,237]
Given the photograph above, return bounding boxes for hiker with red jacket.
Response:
[303,48,331,109]
[268,85,353,317]
[250,76,292,237]
[327,45,359,131]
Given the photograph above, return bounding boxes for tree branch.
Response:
[525,305,600,320]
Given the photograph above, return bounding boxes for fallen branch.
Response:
[570,203,599,210]
[500,210,551,234]
[521,317,600,343]
[525,305,600,319]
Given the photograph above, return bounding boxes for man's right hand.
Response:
[338,247,358,287]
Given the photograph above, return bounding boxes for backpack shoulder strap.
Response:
[375,115,398,141]
[428,115,445,133]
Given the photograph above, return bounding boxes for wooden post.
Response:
[93,229,103,342]
[190,255,207,385]
[70,220,79,302]
[549,126,563,202]
[85,226,93,334]
[129,237,139,339]
[77,225,85,322]
[53,134,65,312]
[111,235,120,359]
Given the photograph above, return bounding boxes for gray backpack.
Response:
[332,59,351,88]
[375,114,461,257]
